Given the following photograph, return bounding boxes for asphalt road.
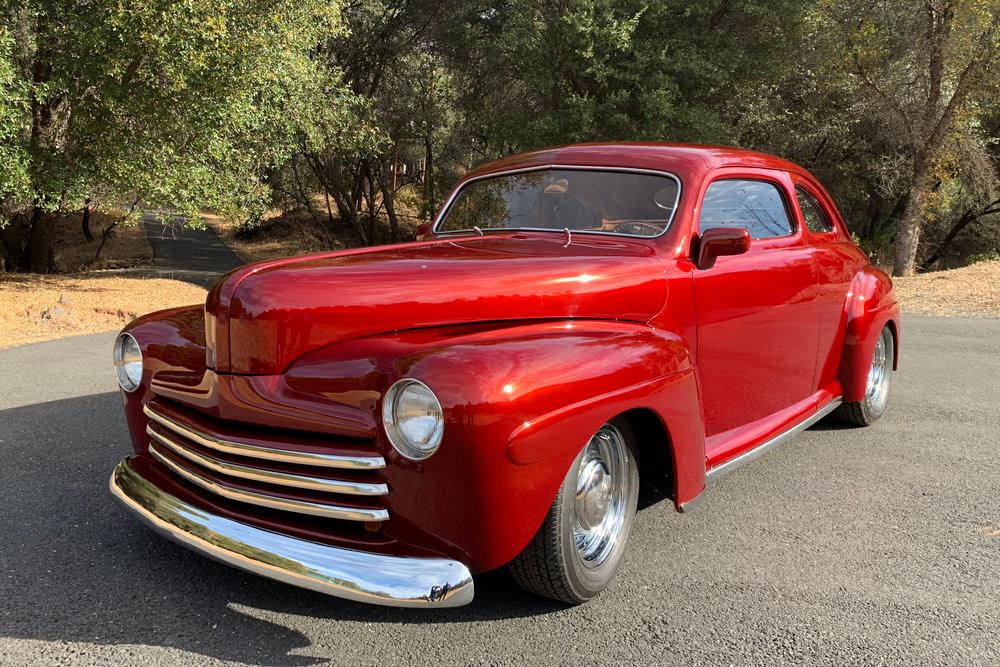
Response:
[1,315,998,666]
[140,215,245,287]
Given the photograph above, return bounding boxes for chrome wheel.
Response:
[837,324,894,427]
[865,326,891,413]
[509,417,639,604]
[573,424,631,568]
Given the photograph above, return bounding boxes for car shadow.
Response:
[808,412,860,431]
[1,391,847,663]
[0,393,565,665]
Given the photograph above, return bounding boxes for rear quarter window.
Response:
[795,187,834,233]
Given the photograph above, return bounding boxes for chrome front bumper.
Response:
[109,457,474,607]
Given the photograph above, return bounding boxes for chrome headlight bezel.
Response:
[381,379,444,461]
[113,332,143,392]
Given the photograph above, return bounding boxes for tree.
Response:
[891,3,999,276]
[284,0,464,245]
[922,104,1000,268]
[0,28,30,271]
[442,0,808,153]
[817,0,1000,275]
[0,0,349,272]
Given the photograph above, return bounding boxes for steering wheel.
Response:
[612,220,664,237]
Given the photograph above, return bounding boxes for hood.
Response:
[207,233,668,374]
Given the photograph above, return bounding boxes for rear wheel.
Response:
[837,325,894,426]
[509,418,639,604]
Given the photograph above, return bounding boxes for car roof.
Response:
[467,142,810,180]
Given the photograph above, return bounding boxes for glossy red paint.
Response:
[221,236,668,375]
[117,142,899,576]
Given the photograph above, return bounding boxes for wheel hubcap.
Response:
[866,328,891,411]
[573,424,630,568]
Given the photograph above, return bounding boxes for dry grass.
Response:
[0,274,206,348]
[203,211,332,265]
[205,190,425,265]
[53,212,152,272]
[895,260,1000,318]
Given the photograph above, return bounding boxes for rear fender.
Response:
[838,269,900,403]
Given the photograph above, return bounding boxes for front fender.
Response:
[838,268,900,403]
[286,319,704,572]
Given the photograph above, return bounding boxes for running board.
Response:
[705,397,843,482]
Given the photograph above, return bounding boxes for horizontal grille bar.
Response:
[146,424,388,497]
[144,403,385,470]
[148,442,390,522]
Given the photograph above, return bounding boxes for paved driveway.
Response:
[1,315,998,665]
[140,215,245,287]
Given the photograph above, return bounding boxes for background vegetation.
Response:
[1,0,998,276]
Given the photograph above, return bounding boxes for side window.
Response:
[700,179,793,239]
[795,187,833,233]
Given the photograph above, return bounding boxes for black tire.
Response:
[837,325,894,426]
[509,417,639,604]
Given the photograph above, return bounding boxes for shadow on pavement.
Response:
[0,393,563,665]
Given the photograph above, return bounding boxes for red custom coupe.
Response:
[109,143,899,607]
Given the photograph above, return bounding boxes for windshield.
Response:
[435,168,681,238]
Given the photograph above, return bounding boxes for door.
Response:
[792,176,864,395]
[692,170,819,440]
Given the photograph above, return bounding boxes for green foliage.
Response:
[2,0,998,271]
[0,0,352,229]
[969,249,1000,264]
[0,28,30,214]
[451,0,808,151]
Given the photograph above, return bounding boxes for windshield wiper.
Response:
[442,226,525,236]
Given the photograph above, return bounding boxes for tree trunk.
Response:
[289,160,331,250]
[883,194,909,234]
[0,233,15,272]
[26,207,56,273]
[893,161,932,276]
[423,135,434,220]
[305,153,367,244]
[81,199,94,242]
[94,219,118,260]
[323,190,337,248]
[862,194,883,241]
[378,163,400,243]
[96,198,141,260]
[364,169,378,244]
[0,211,24,271]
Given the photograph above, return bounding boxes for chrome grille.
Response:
[143,402,389,522]
[144,403,385,469]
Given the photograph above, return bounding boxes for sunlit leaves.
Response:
[0,29,30,210]
[0,0,352,225]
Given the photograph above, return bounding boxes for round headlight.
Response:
[382,379,444,460]
[113,332,143,392]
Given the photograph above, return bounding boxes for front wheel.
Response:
[837,324,894,426]
[509,418,639,604]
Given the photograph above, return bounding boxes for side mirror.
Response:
[695,227,751,270]
[415,222,431,241]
